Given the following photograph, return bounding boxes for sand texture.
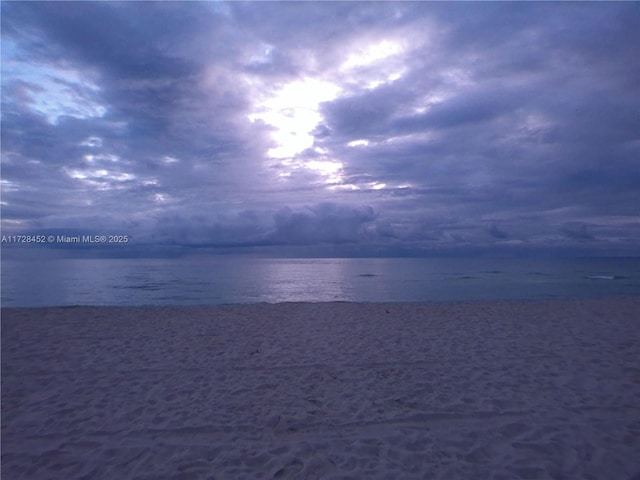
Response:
[2,298,640,479]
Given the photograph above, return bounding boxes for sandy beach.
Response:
[2,298,639,479]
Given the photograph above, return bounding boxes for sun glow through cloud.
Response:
[347,139,370,147]
[340,39,404,71]
[306,160,344,183]
[2,2,638,256]
[248,78,341,159]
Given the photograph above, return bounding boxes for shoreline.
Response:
[2,292,639,310]
[2,297,639,479]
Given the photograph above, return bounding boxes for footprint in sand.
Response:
[273,458,303,478]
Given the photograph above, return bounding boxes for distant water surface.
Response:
[1,256,638,307]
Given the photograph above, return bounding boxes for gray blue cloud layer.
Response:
[2,2,639,256]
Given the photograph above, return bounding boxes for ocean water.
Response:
[1,256,638,307]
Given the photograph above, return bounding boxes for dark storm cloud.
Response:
[489,225,509,240]
[561,222,595,241]
[270,203,376,246]
[2,2,638,256]
[2,2,201,78]
[61,202,377,252]
[394,85,531,133]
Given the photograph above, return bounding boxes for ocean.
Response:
[1,256,638,307]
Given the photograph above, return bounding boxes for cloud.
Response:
[270,203,376,245]
[2,2,639,257]
[561,222,594,241]
[489,225,509,240]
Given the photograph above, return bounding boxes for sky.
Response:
[1,1,639,258]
